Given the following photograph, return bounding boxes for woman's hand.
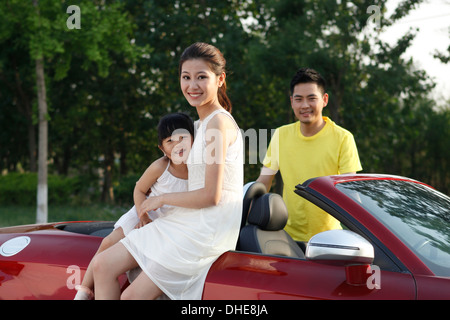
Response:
[138,196,164,218]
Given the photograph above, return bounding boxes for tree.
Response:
[1,0,447,207]
[0,0,137,216]
[31,0,52,223]
[1,0,254,203]
[240,0,446,187]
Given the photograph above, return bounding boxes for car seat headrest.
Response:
[241,181,267,229]
[247,193,288,231]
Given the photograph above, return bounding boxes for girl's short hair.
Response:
[157,112,195,146]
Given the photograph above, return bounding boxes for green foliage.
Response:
[0,0,448,202]
[0,173,83,205]
[0,204,125,227]
[113,173,141,206]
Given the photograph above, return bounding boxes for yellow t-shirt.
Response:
[263,117,362,241]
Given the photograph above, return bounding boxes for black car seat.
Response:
[240,182,267,230]
[239,189,305,259]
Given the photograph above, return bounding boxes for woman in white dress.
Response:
[74,113,194,300]
[92,42,243,300]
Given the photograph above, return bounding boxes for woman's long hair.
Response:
[179,42,232,113]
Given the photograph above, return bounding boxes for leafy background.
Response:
[0,1,448,223]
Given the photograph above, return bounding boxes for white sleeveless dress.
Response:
[121,109,243,300]
[114,161,188,236]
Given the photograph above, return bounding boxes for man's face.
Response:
[290,82,328,125]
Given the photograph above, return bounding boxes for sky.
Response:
[379,0,450,103]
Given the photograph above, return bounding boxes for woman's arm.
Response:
[140,113,237,212]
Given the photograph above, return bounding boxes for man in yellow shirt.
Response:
[257,68,362,241]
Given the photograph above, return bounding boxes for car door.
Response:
[203,250,416,300]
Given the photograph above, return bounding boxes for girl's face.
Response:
[180,59,225,109]
[159,131,193,164]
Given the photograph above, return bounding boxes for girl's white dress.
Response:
[114,161,188,236]
[121,109,243,300]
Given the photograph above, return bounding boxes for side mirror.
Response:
[306,230,374,265]
[306,230,375,286]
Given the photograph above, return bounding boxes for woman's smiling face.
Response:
[180,59,225,109]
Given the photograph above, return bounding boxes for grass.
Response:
[0,204,129,228]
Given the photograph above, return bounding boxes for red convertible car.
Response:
[1,174,449,299]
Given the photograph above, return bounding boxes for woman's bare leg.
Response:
[74,227,125,300]
[92,241,138,300]
[121,269,163,300]
[83,228,125,288]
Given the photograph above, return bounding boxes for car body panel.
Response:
[414,275,450,299]
[1,174,448,300]
[0,222,128,300]
[203,251,416,300]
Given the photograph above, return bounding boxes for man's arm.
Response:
[256,166,278,192]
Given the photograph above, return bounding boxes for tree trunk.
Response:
[35,57,48,224]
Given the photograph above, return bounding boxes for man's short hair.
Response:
[290,68,326,96]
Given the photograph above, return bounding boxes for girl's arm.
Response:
[140,113,237,211]
[134,156,168,217]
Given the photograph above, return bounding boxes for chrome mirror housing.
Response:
[306,230,374,265]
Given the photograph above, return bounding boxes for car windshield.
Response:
[336,179,450,277]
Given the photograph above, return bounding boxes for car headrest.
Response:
[247,193,288,231]
[241,181,267,229]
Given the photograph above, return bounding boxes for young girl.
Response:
[74,112,194,300]
[93,42,243,300]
